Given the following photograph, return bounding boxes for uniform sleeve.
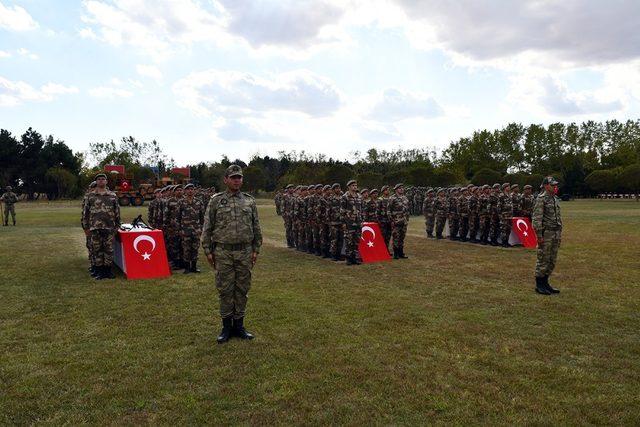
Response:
[201,198,216,256]
[81,195,90,230]
[114,196,121,228]
[251,201,263,254]
[532,196,544,238]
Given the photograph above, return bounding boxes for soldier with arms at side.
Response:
[532,176,562,296]
[387,183,410,259]
[178,183,205,274]
[341,180,363,265]
[1,185,18,226]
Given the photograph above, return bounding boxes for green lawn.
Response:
[1,199,639,424]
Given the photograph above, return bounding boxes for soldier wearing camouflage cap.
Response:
[387,183,409,258]
[434,188,448,239]
[497,183,513,247]
[81,181,98,277]
[341,179,362,265]
[488,183,501,245]
[376,185,392,249]
[521,184,534,219]
[178,183,205,273]
[282,184,296,248]
[328,183,344,261]
[1,185,18,226]
[422,188,436,238]
[532,176,562,295]
[201,164,262,343]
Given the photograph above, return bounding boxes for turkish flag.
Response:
[358,222,391,263]
[510,217,538,248]
[121,180,130,191]
[114,229,171,279]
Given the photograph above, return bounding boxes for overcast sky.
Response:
[2,0,640,165]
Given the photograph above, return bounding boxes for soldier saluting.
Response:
[532,176,562,295]
[201,165,262,344]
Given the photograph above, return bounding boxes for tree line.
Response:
[1,119,639,199]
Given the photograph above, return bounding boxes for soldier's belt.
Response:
[215,242,250,251]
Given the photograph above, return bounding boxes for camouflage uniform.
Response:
[328,186,344,260]
[521,186,535,220]
[319,186,332,257]
[274,191,283,216]
[458,189,470,241]
[376,188,392,248]
[178,195,205,265]
[147,191,159,228]
[201,188,262,321]
[1,188,18,226]
[532,187,562,279]
[81,184,97,271]
[307,186,321,255]
[498,184,513,246]
[294,189,308,251]
[478,187,491,244]
[447,189,460,240]
[468,187,480,242]
[422,190,435,237]
[164,190,184,266]
[434,190,448,238]
[81,188,120,269]
[511,184,522,217]
[387,185,410,257]
[489,185,501,244]
[282,186,295,247]
[341,188,362,263]
[363,195,378,222]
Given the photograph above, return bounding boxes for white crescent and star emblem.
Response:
[516,219,529,237]
[133,234,156,261]
[361,225,376,247]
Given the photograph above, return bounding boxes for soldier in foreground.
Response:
[532,176,562,295]
[388,183,409,259]
[81,181,97,277]
[341,180,362,265]
[1,185,18,226]
[328,183,344,261]
[81,173,120,280]
[201,165,262,344]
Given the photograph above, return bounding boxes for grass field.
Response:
[1,199,639,424]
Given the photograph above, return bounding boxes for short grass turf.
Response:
[1,199,639,424]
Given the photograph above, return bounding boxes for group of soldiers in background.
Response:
[147,184,216,273]
[421,183,535,246]
[1,185,18,226]
[274,180,411,265]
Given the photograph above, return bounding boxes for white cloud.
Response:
[0,1,38,31]
[88,86,133,99]
[369,88,443,122]
[0,50,10,58]
[136,64,163,82]
[173,69,342,118]
[17,48,38,60]
[0,77,77,107]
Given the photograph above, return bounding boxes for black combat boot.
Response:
[103,266,115,279]
[436,234,442,239]
[322,249,330,258]
[217,316,233,344]
[232,317,255,340]
[90,265,99,278]
[93,266,104,280]
[535,276,551,295]
[544,275,560,294]
[399,248,408,259]
[502,241,511,248]
[191,261,201,273]
[346,256,356,265]
[393,248,399,259]
[183,264,192,274]
[427,233,433,238]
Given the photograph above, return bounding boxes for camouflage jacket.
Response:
[81,190,120,231]
[282,193,294,220]
[306,194,318,224]
[201,190,262,255]
[458,195,470,217]
[341,192,362,227]
[274,193,283,216]
[479,194,490,215]
[147,198,158,228]
[178,197,205,234]
[422,196,435,217]
[498,192,513,216]
[521,194,535,217]
[511,193,523,215]
[294,195,308,221]
[376,197,391,224]
[317,195,329,224]
[532,191,562,238]
[328,194,342,224]
[1,191,18,205]
[363,198,378,222]
[163,197,182,229]
[434,197,448,216]
[448,195,459,216]
[387,194,410,225]
[156,198,165,229]
[489,193,499,215]
[468,194,479,215]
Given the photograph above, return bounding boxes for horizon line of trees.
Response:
[2,119,639,199]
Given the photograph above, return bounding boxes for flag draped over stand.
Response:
[114,229,171,279]
[358,222,391,263]
[510,217,538,248]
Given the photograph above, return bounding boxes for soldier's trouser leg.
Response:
[380,222,391,248]
[449,216,458,239]
[214,247,253,319]
[292,221,299,248]
[500,216,512,243]
[330,225,344,257]
[468,215,477,240]
[182,232,199,262]
[86,234,95,266]
[296,223,305,249]
[320,225,330,252]
[344,227,361,259]
[435,216,445,236]
[535,230,561,278]
[490,215,500,241]
[7,205,15,224]
[425,215,435,235]
[90,229,114,266]
[311,225,320,251]
[459,216,469,239]
[391,223,407,250]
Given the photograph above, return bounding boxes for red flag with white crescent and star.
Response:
[115,229,171,279]
[511,217,538,248]
[358,222,392,263]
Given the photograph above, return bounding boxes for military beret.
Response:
[542,176,559,186]
[370,188,379,194]
[331,183,341,189]
[437,188,445,194]
[89,181,97,189]
[174,184,184,189]
[184,183,194,189]
[492,183,501,189]
[524,184,532,190]
[501,183,510,190]
[482,184,490,190]
[225,164,243,177]
[426,188,434,194]
[95,173,107,180]
[347,179,357,187]
[153,188,160,193]
[285,184,294,189]
[393,183,404,190]
[381,185,389,192]
[360,188,369,194]
[315,184,323,190]
[467,184,474,189]
[511,183,519,189]
[323,185,331,191]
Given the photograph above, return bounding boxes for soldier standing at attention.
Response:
[81,181,97,277]
[178,183,205,274]
[282,184,295,247]
[511,183,522,217]
[498,183,514,247]
[422,188,435,238]
[201,165,262,344]
[360,188,370,220]
[81,173,120,280]
[1,186,18,226]
[467,185,480,243]
[341,180,363,265]
[447,188,460,241]
[388,183,410,259]
[365,188,379,223]
[458,186,470,242]
[377,185,392,249]
[532,176,562,296]
[165,185,185,269]
[489,183,501,245]
[328,183,344,261]
[147,188,160,228]
[521,185,534,220]
[434,188,447,239]
[274,190,283,216]
[319,185,332,258]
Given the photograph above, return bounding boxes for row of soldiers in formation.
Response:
[422,182,535,246]
[275,180,411,265]
[147,184,216,273]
